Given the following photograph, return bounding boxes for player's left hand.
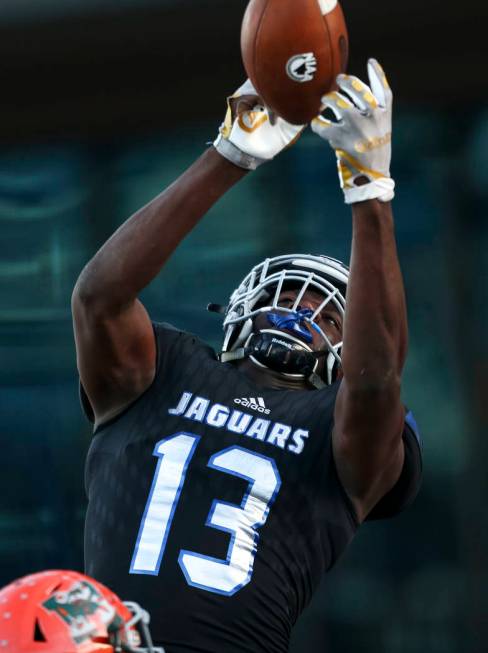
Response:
[311,59,395,204]
[214,79,304,170]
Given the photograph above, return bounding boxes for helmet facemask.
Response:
[114,601,164,653]
[214,255,348,387]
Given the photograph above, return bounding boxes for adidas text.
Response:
[234,397,271,415]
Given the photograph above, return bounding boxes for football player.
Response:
[72,60,422,652]
[0,569,163,652]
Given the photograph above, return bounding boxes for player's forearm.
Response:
[74,148,247,308]
[341,199,408,391]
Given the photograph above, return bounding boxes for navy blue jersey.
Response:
[81,322,422,652]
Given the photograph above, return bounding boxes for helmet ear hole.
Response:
[34,619,46,642]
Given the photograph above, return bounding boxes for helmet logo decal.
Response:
[42,580,122,644]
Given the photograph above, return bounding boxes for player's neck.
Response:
[234,358,312,391]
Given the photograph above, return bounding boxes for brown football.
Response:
[241,0,349,125]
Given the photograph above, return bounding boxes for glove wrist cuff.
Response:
[213,135,266,171]
[343,177,395,205]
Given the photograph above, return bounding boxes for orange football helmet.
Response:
[0,569,164,652]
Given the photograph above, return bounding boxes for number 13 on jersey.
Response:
[130,433,281,595]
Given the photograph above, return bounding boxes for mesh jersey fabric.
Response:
[81,321,422,652]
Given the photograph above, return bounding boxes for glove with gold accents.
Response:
[311,59,395,204]
[214,79,304,171]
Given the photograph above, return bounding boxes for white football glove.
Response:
[312,59,395,204]
[214,79,304,170]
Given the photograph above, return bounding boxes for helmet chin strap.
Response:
[220,329,328,390]
[220,310,342,388]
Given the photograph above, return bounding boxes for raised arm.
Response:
[334,198,406,522]
[312,60,406,522]
[72,150,247,426]
[72,80,303,427]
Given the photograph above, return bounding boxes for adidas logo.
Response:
[234,397,271,415]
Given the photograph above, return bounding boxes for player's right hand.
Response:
[214,79,304,170]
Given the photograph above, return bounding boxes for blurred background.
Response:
[0,0,487,651]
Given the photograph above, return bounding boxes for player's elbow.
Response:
[72,280,90,307]
[71,277,112,320]
[71,278,98,315]
[72,262,99,304]
[72,264,123,315]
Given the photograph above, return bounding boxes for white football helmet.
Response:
[210,254,349,387]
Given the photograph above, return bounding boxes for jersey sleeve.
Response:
[78,320,187,427]
[365,410,423,521]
